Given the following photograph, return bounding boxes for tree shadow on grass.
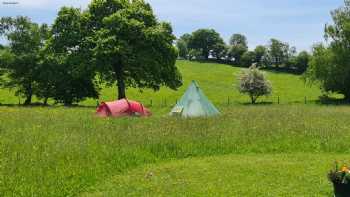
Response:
[0,102,97,109]
[260,67,302,75]
[315,96,350,106]
[241,101,274,106]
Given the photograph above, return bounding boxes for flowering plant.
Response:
[328,162,350,184]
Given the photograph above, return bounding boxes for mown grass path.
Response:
[83,154,346,196]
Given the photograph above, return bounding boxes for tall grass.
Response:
[1,105,350,196]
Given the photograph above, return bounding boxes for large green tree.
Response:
[228,34,248,65]
[267,38,295,67]
[254,45,267,67]
[306,0,350,100]
[176,33,192,59]
[295,51,310,73]
[188,29,225,60]
[0,17,47,105]
[86,0,182,99]
[241,51,256,67]
[39,7,99,105]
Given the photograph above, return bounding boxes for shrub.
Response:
[237,65,272,104]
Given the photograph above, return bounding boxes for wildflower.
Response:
[341,166,350,173]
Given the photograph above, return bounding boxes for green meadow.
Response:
[1,60,324,106]
[0,61,348,196]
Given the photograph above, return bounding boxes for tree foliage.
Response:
[0,17,48,105]
[238,65,272,104]
[40,7,99,105]
[306,0,350,99]
[228,34,248,65]
[254,45,267,67]
[176,39,188,59]
[176,33,191,59]
[241,51,256,67]
[188,29,225,60]
[267,38,295,67]
[87,0,182,99]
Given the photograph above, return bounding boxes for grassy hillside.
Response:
[1,106,350,196]
[0,60,323,106]
[89,60,322,106]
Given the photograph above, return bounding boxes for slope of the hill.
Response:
[0,61,322,106]
[89,60,322,106]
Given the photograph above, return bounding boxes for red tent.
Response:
[96,99,151,117]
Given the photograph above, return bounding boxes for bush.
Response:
[238,65,272,104]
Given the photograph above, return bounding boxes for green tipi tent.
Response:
[170,81,220,117]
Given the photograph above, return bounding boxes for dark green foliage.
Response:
[287,51,310,73]
[188,29,226,60]
[211,42,228,61]
[266,38,296,68]
[39,7,99,105]
[228,34,248,65]
[254,45,267,67]
[295,51,310,73]
[87,0,182,99]
[0,17,47,105]
[241,51,256,67]
[306,0,350,100]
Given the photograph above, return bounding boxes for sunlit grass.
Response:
[1,105,350,196]
[83,154,346,196]
[0,60,324,106]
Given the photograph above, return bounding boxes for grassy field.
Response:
[0,61,347,196]
[1,106,350,196]
[0,60,324,106]
[84,154,345,196]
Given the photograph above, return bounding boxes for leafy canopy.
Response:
[87,0,182,99]
[228,34,248,65]
[0,16,48,104]
[306,0,350,99]
[40,7,99,105]
[188,29,225,60]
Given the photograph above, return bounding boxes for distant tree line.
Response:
[176,29,310,74]
[0,0,182,106]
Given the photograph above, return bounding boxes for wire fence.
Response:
[141,96,321,108]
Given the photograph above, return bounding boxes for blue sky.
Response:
[0,0,344,51]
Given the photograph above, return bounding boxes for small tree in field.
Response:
[238,65,272,104]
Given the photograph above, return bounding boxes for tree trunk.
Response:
[24,95,32,105]
[344,93,350,102]
[251,96,257,104]
[115,64,126,100]
[24,84,32,105]
[43,97,49,106]
[117,80,126,100]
